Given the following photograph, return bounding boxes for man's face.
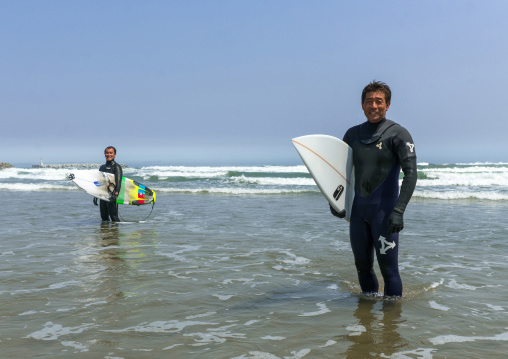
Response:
[105,148,116,162]
[362,91,390,123]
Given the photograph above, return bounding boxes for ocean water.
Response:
[1,163,508,358]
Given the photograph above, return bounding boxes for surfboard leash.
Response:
[139,201,156,222]
[117,200,156,223]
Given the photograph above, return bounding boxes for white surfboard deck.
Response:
[292,135,355,221]
[69,170,113,202]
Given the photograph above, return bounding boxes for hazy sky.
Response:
[1,1,507,166]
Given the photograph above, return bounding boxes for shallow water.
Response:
[1,191,508,358]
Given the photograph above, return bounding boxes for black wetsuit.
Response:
[343,118,417,296]
[98,160,123,222]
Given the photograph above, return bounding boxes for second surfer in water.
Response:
[93,146,123,222]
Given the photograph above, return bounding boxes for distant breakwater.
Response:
[32,163,129,169]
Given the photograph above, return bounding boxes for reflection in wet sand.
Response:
[345,297,407,358]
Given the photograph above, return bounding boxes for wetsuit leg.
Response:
[376,233,401,296]
[349,163,403,296]
[108,202,120,222]
[370,216,402,296]
[349,207,379,294]
[370,166,403,296]
[99,200,110,221]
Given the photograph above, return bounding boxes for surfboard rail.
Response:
[291,139,352,186]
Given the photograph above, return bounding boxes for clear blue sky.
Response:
[1,0,507,166]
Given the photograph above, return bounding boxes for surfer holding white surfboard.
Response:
[69,146,156,222]
[293,81,417,297]
[94,146,123,222]
[337,81,417,297]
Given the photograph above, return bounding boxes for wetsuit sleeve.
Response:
[393,128,417,212]
[342,129,352,146]
[114,163,123,194]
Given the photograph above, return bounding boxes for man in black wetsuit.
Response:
[93,146,123,222]
[332,81,417,297]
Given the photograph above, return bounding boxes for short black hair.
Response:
[104,146,117,154]
[361,81,391,105]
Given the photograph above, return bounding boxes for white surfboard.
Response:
[292,135,355,221]
[69,170,156,205]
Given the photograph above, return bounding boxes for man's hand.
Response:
[330,204,346,219]
[387,209,404,235]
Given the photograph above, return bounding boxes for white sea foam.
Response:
[0,167,71,180]
[413,190,508,201]
[424,279,445,291]
[186,312,217,319]
[0,183,72,191]
[421,166,508,173]
[49,281,80,289]
[446,279,479,290]
[19,310,38,316]
[455,162,508,166]
[230,351,281,359]
[231,175,315,186]
[140,165,308,173]
[321,340,337,347]
[102,320,217,333]
[485,304,504,311]
[231,350,311,359]
[244,320,261,326]
[387,348,436,358]
[84,300,107,307]
[418,171,508,186]
[416,165,508,198]
[135,165,308,180]
[159,245,201,261]
[261,335,285,340]
[156,187,316,195]
[430,330,508,345]
[280,251,310,265]
[25,321,96,340]
[346,324,367,336]
[185,328,246,345]
[61,341,88,352]
[429,301,450,311]
[5,280,80,295]
[2,163,507,201]
[299,302,330,317]
[162,343,185,350]
[139,168,229,179]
